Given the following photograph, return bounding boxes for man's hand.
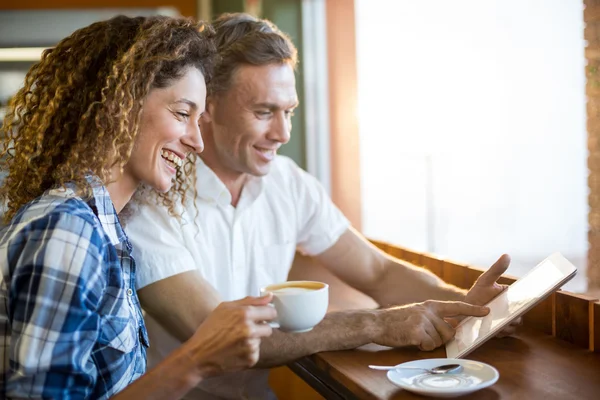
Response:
[464,254,511,306]
[373,300,490,351]
[463,254,522,336]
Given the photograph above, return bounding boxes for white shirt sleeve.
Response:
[282,158,350,256]
[125,202,196,290]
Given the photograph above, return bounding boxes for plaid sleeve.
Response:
[5,212,107,399]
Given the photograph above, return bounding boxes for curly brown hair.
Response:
[0,15,216,222]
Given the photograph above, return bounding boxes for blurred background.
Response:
[0,0,591,292]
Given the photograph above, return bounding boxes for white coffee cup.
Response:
[260,281,329,333]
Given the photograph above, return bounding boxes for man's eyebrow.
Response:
[254,102,299,110]
[173,98,198,109]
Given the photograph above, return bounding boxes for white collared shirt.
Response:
[126,155,349,400]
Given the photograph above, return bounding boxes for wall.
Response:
[0,0,307,168]
[1,0,196,17]
[326,0,362,228]
[586,0,600,290]
[356,0,588,287]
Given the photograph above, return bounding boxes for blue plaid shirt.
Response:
[0,184,149,399]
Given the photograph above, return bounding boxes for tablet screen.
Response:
[445,253,577,359]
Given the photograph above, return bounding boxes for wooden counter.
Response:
[285,240,600,399]
[291,327,600,399]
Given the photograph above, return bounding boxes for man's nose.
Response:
[269,113,291,144]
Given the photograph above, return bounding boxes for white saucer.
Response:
[386,358,499,398]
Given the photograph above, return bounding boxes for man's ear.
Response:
[202,95,216,123]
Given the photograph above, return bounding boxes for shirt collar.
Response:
[87,184,127,246]
[49,178,126,246]
[196,158,264,207]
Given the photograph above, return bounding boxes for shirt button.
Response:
[127,288,133,296]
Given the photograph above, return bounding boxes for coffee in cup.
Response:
[260,281,328,333]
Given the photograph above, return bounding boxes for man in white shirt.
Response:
[126,13,513,399]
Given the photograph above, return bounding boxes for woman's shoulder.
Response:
[22,191,98,223]
[2,192,104,244]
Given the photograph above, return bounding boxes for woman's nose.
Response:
[183,123,204,154]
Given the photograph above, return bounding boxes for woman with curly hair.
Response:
[0,15,276,399]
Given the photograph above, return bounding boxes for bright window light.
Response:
[355,0,587,289]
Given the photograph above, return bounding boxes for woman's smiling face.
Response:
[125,67,206,192]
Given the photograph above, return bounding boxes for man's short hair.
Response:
[209,13,298,95]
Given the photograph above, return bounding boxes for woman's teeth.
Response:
[161,149,183,169]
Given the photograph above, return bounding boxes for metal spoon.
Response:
[368,363,463,374]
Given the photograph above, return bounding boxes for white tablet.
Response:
[445,253,577,359]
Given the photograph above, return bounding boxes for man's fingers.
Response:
[418,334,437,352]
[510,317,523,327]
[428,316,455,344]
[421,320,443,349]
[496,325,517,338]
[495,317,522,338]
[431,301,490,318]
[444,317,459,329]
[476,254,510,286]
